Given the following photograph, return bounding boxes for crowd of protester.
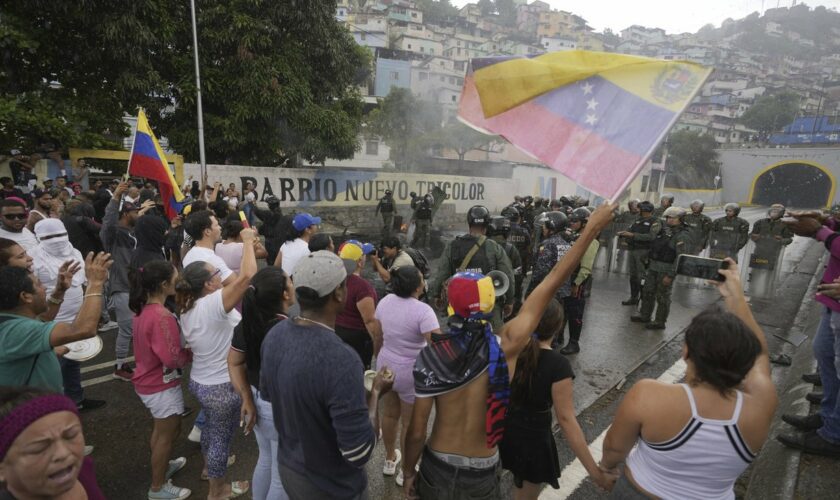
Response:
[0,163,836,500]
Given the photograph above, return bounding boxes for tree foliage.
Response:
[664,130,720,189]
[366,88,443,169]
[415,0,459,25]
[425,120,497,167]
[738,92,800,142]
[1,0,369,166]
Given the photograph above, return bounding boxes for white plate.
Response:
[63,335,103,362]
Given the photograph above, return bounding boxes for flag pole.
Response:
[126,108,142,180]
[189,0,207,184]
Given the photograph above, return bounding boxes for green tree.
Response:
[426,120,498,168]
[367,88,442,169]
[663,130,720,189]
[415,0,459,25]
[1,0,369,166]
[739,92,800,143]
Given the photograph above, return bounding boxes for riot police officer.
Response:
[683,199,712,255]
[631,206,690,330]
[559,208,598,354]
[521,195,536,229]
[503,205,532,278]
[375,189,396,239]
[710,202,750,262]
[749,203,793,271]
[429,206,515,331]
[652,193,674,220]
[526,211,573,345]
[617,200,660,305]
[488,215,523,314]
[410,191,434,249]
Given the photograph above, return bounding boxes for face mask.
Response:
[41,236,73,258]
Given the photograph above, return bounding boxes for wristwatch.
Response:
[47,296,64,306]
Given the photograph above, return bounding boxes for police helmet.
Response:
[549,198,562,208]
[628,198,640,209]
[467,205,491,227]
[724,202,741,216]
[768,204,785,218]
[638,200,655,213]
[541,211,568,233]
[569,207,591,224]
[663,206,686,220]
[384,189,393,196]
[265,195,280,208]
[559,196,573,207]
[690,199,704,210]
[661,193,675,204]
[524,195,534,205]
[409,191,417,198]
[576,197,590,208]
[501,205,520,221]
[487,216,511,237]
[534,196,543,205]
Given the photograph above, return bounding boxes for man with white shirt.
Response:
[182,209,236,285]
[0,199,38,251]
[279,212,321,275]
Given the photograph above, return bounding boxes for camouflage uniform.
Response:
[749,218,793,269]
[429,234,514,331]
[491,234,523,310]
[634,224,690,328]
[375,193,395,239]
[613,210,639,251]
[683,212,712,255]
[652,206,667,221]
[710,216,750,262]
[508,222,532,275]
[525,233,573,303]
[411,195,433,249]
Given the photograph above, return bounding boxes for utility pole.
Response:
[189,0,207,184]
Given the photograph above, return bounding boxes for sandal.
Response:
[208,481,249,500]
[200,455,237,481]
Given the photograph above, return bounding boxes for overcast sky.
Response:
[450,0,840,34]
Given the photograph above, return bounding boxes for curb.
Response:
[744,247,827,500]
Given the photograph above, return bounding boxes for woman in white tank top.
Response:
[600,259,778,499]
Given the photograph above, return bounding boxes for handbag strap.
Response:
[457,235,486,272]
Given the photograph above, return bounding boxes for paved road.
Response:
[77,206,807,499]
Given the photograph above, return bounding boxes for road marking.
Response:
[81,374,122,388]
[539,358,686,499]
[80,357,134,374]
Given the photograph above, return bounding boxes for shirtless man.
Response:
[402,202,617,498]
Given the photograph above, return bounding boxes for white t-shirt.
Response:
[0,227,38,251]
[181,290,242,385]
[214,241,243,274]
[183,246,234,282]
[280,238,310,275]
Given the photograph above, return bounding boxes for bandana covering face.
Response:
[31,219,85,287]
[414,272,510,447]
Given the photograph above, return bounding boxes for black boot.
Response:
[559,341,580,355]
[622,280,640,305]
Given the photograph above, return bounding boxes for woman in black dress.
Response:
[501,298,615,498]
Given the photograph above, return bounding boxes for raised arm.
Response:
[500,203,616,359]
[50,252,113,346]
[221,228,258,312]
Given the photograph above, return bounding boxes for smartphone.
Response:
[676,255,729,281]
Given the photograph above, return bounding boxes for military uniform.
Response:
[613,210,639,251]
[749,218,793,269]
[430,234,514,331]
[375,194,395,239]
[634,224,690,328]
[652,206,667,221]
[411,196,433,249]
[563,231,600,349]
[525,233,573,303]
[491,235,523,311]
[508,222,532,275]
[623,216,661,303]
[683,212,712,255]
[710,216,750,261]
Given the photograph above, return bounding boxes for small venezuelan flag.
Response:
[458,50,712,200]
[128,109,186,219]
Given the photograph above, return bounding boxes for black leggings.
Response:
[334,325,373,370]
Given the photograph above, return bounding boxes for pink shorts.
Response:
[376,350,418,404]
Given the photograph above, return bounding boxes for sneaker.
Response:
[396,468,404,487]
[148,480,191,500]
[782,413,823,431]
[802,372,823,386]
[166,457,187,481]
[187,425,201,443]
[113,364,134,382]
[84,445,94,456]
[383,449,401,476]
[777,430,840,458]
[77,399,107,412]
[99,320,119,332]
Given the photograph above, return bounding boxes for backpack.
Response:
[403,247,431,277]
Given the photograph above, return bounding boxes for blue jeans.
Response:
[252,386,287,500]
[59,357,83,404]
[814,307,840,444]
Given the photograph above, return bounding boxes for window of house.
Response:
[451,95,457,102]
[411,12,417,18]
[640,175,650,192]
[419,72,428,80]
[648,170,661,190]
[420,46,425,52]
[360,33,366,41]
[407,44,412,49]
[457,48,461,55]
[366,140,379,156]
[390,71,400,80]
[430,48,434,54]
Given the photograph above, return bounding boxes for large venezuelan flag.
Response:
[128,110,186,219]
[458,50,712,200]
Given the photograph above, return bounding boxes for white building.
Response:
[540,36,577,52]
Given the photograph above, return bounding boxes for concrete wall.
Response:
[719,147,840,208]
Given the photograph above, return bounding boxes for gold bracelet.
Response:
[84,293,104,298]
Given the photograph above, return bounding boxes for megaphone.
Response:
[487,270,510,297]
